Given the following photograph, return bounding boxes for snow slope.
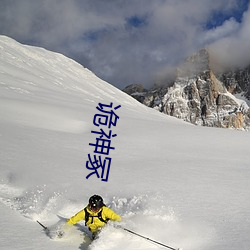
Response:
[0,35,250,250]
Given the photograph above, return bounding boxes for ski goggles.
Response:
[89,205,101,212]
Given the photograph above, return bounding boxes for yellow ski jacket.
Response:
[67,206,121,233]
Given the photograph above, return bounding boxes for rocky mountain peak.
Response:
[177,49,210,78]
[123,49,250,130]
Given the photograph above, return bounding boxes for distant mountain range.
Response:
[123,49,250,130]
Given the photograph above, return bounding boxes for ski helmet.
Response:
[89,195,104,210]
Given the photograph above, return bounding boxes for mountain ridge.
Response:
[123,49,250,130]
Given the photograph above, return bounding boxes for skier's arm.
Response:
[67,209,85,225]
[104,207,122,222]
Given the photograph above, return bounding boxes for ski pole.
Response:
[122,227,180,250]
[37,220,48,231]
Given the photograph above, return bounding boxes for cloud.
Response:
[200,18,240,45]
[0,0,249,89]
[209,4,250,69]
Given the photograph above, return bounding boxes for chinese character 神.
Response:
[89,137,115,155]
[86,154,112,182]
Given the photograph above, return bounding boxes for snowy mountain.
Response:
[124,49,250,130]
[217,65,250,100]
[0,36,250,250]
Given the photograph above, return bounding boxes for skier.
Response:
[66,194,121,239]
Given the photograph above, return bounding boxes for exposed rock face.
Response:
[217,66,250,99]
[123,84,147,103]
[123,49,250,130]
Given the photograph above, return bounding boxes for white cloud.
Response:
[0,0,249,88]
[209,5,250,68]
[200,18,240,45]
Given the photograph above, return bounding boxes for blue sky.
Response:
[0,0,249,89]
[205,0,249,28]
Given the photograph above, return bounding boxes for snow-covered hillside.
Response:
[0,36,250,250]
